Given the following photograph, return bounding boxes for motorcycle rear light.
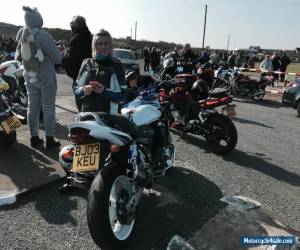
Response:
[110,144,121,153]
[171,122,182,129]
[70,134,87,145]
[69,128,90,145]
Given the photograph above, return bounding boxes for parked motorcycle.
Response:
[0,78,24,146]
[159,75,238,155]
[58,85,175,249]
[0,60,27,108]
[215,68,268,101]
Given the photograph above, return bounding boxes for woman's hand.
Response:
[84,85,93,95]
[89,81,105,94]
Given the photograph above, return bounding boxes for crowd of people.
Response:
[10,7,143,164]
[0,35,18,62]
[260,52,291,82]
[0,6,293,155]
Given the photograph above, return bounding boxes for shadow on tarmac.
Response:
[232,117,274,129]
[0,142,62,193]
[128,166,225,250]
[223,149,300,187]
[234,97,283,109]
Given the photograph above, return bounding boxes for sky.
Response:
[1,0,300,50]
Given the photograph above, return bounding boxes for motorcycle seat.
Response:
[97,113,141,139]
[208,87,229,98]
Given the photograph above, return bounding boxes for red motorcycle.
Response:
[159,74,238,155]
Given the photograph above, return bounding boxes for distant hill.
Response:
[0,22,71,41]
[0,22,182,50]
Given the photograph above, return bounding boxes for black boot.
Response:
[46,136,61,149]
[30,136,44,147]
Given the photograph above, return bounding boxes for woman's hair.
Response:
[91,29,113,57]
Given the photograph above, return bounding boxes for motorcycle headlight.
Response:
[59,145,75,170]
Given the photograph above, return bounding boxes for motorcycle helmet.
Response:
[59,144,75,170]
[125,70,138,88]
[163,56,175,69]
[191,79,209,100]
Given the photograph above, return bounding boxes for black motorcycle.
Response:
[0,81,24,145]
[217,68,267,101]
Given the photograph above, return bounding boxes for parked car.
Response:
[113,48,140,75]
[282,78,300,117]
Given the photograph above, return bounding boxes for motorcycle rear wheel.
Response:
[87,164,135,250]
[205,114,237,155]
[297,102,300,117]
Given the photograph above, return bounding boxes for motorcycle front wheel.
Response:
[87,164,135,250]
[205,114,238,155]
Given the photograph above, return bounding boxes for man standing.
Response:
[271,52,281,82]
[280,52,291,82]
[143,47,150,72]
[61,16,92,112]
[181,43,197,74]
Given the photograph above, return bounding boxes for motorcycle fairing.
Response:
[67,120,132,146]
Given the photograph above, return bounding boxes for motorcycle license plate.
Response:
[72,143,100,172]
[225,105,236,117]
[1,115,22,134]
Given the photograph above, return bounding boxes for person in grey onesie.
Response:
[16,7,62,148]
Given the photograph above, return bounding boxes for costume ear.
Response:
[22,6,32,12]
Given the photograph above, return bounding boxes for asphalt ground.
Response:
[0,71,299,249]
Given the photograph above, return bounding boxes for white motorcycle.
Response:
[59,85,175,249]
[0,60,27,108]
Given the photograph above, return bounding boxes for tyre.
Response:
[87,164,135,250]
[0,131,16,146]
[205,114,238,154]
[251,92,265,101]
[297,101,300,117]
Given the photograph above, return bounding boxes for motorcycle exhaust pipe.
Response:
[127,163,152,188]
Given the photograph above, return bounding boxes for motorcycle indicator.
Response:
[72,143,100,172]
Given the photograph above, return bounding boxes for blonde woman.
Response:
[74,29,127,113]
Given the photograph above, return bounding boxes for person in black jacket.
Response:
[180,43,197,74]
[271,52,281,82]
[61,15,92,111]
[280,52,291,82]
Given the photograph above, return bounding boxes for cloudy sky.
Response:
[2,0,299,50]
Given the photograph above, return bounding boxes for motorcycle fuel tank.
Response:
[121,101,161,126]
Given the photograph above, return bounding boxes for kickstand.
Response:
[176,127,188,142]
